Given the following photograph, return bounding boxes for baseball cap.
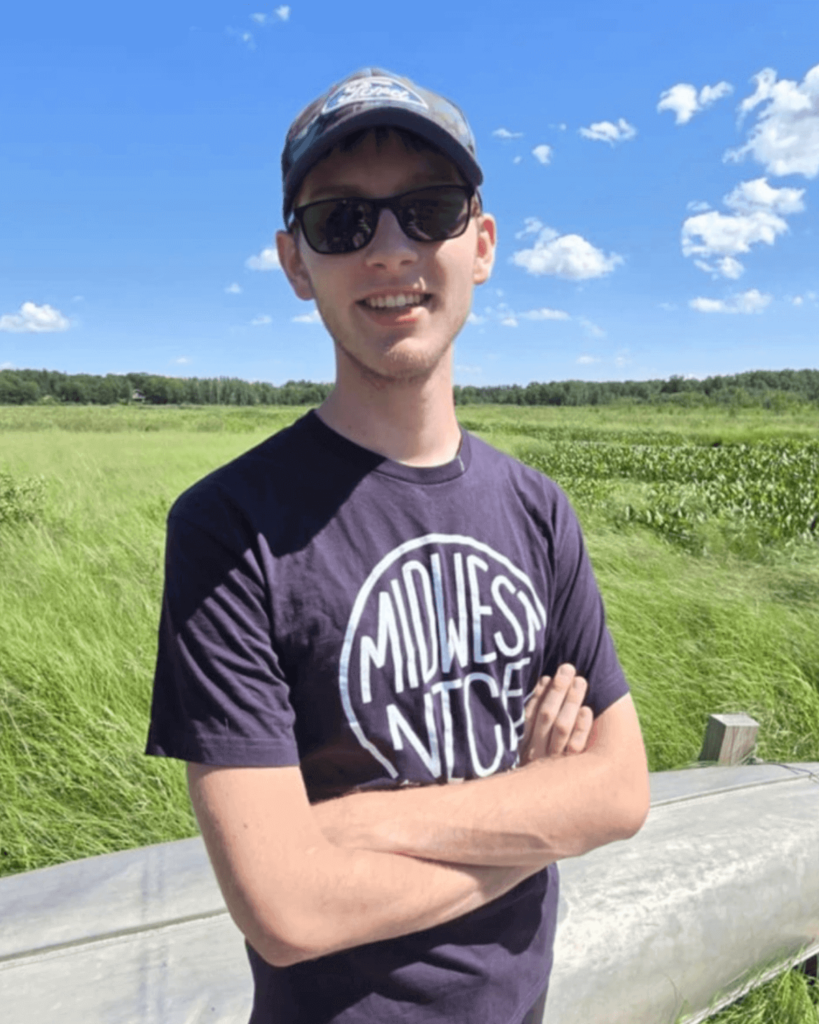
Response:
[281,68,483,221]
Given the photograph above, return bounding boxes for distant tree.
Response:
[2,367,818,407]
[0,372,39,404]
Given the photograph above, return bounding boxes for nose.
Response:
[363,208,419,271]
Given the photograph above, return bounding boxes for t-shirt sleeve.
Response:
[145,509,300,767]
[541,485,629,718]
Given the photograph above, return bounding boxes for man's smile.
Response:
[358,291,432,310]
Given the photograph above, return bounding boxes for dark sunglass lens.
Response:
[399,188,470,242]
[303,199,375,253]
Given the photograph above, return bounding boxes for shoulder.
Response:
[170,413,312,526]
[169,411,373,539]
[166,410,388,560]
[463,430,577,532]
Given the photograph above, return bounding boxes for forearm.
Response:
[189,763,536,969]
[315,746,647,868]
[257,844,535,966]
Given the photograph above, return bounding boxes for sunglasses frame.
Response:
[290,183,476,255]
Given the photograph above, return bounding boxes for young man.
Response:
[146,69,650,1024]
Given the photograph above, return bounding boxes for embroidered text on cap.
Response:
[322,76,429,115]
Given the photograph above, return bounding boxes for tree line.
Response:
[0,370,331,407]
[1,367,818,407]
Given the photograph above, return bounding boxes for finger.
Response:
[529,664,577,757]
[564,705,594,755]
[546,674,588,756]
[520,676,550,762]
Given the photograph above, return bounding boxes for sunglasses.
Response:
[291,184,475,255]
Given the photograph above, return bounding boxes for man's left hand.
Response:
[519,664,594,765]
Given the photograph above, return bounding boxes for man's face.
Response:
[276,131,496,386]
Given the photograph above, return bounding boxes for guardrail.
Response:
[1,760,817,1024]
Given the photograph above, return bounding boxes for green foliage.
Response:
[0,372,39,404]
[517,439,819,555]
[0,430,269,874]
[1,404,819,1024]
[0,403,312,433]
[702,964,818,1023]
[454,369,819,407]
[0,471,46,526]
[0,367,333,407]
[2,366,819,408]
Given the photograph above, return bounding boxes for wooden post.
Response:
[699,713,759,765]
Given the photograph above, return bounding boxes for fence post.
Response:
[698,713,759,765]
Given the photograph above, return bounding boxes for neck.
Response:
[316,352,462,467]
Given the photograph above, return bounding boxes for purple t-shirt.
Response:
[146,411,628,1024]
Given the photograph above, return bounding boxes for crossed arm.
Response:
[188,666,650,968]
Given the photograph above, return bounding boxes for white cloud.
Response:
[173,357,192,364]
[682,209,789,259]
[579,118,637,145]
[579,317,606,339]
[657,81,733,124]
[723,177,805,214]
[727,64,819,177]
[1,361,14,369]
[515,217,544,239]
[791,295,804,306]
[687,200,711,213]
[513,156,522,165]
[250,314,272,326]
[493,127,523,139]
[477,303,571,328]
[658,84,699,124]
[532,144,552,165]
[511,224,623,279]
[245,246,281,270]
[519,307,570,321]
[614,350,632,368]
[252,7,290,24]
[577,355,600,364]
[683,176,805,277]
[227,27,256,47]
[0,302,70,333]
[694,256,745,279]
[689,289,772,314]
[225,282,242,294]
[658,302,678,311]
[291,308,322,324]
[700,82,733,107]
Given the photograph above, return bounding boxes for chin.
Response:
[338,340,452,387]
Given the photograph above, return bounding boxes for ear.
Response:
[472,212,497,286]
[276,230,315,301]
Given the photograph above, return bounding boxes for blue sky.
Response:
[1,0,818,386]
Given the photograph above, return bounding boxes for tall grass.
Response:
[1,429,277,873]
[704,965,818,1024]
[1,403,818,1022]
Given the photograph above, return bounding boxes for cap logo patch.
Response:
[322,76,429,115]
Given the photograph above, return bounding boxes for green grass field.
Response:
[1,402,818,1021]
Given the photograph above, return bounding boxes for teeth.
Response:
[364,293,424,309]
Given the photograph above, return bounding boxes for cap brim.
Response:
[283,107,483,219]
